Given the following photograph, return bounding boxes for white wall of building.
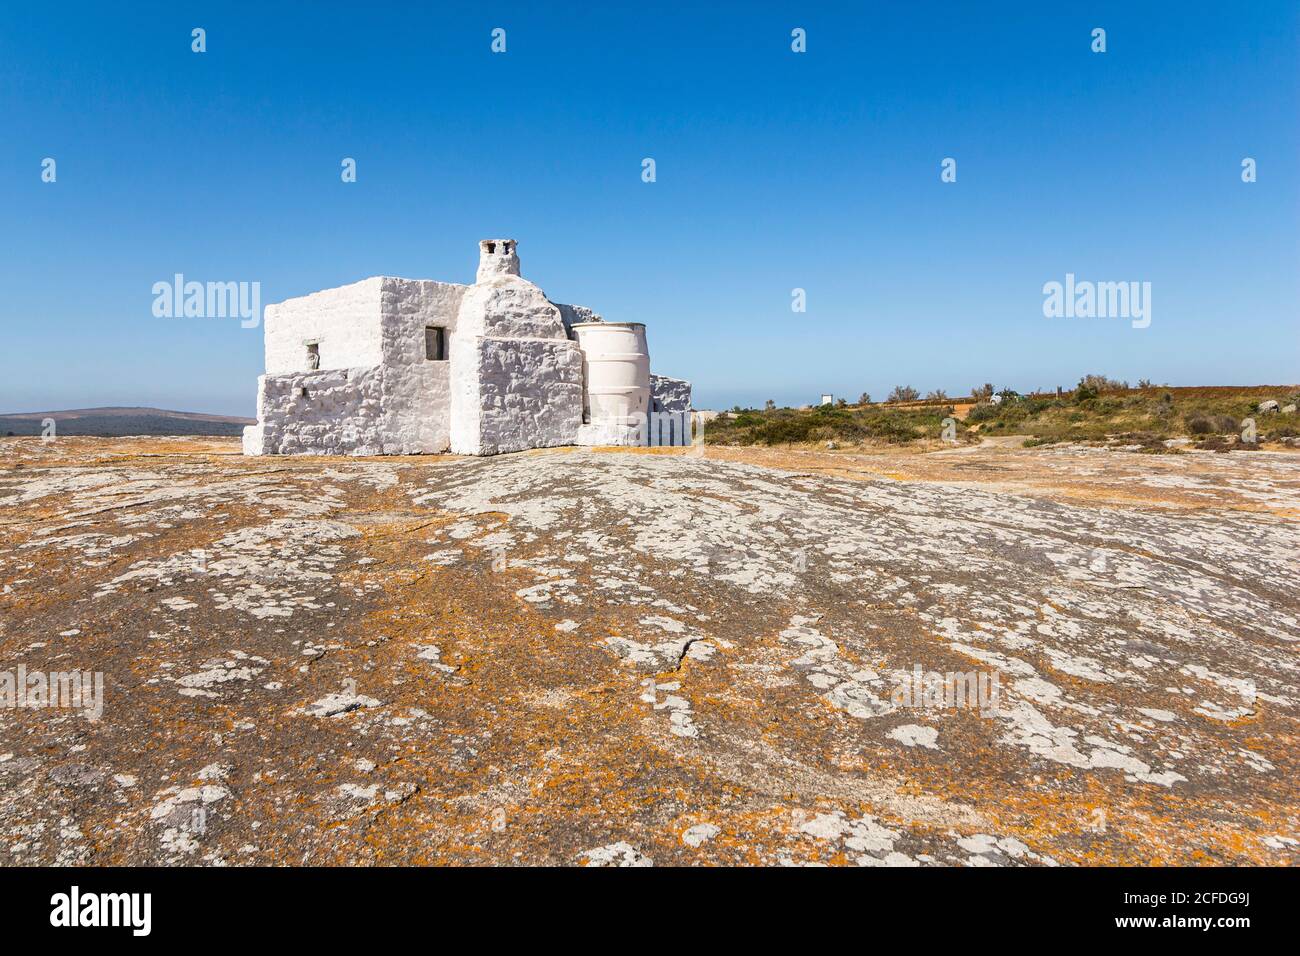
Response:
[264,278,386,375]
[449,260,585,455]
[650,374,692,413]
[245,240,691,457]
[378,278,466,453]
[247,366,387,456]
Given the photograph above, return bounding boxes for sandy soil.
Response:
[0,436,1296,865]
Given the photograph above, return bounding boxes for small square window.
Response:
[425,326,447,361]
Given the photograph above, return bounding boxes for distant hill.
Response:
[0,407,254,437]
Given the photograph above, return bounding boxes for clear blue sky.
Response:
[2,1,1296,415]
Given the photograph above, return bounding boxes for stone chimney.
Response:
[476,239,520,283]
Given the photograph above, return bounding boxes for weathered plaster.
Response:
[244,241,690,457]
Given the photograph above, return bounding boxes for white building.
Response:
[243,240,692,456]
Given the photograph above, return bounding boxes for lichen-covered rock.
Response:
[1,435,1298,865]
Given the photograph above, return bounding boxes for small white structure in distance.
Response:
[820,394,834,406]
[242,240,692,456]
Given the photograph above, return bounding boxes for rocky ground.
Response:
[0,436,1296,866]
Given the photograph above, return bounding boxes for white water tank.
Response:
[573,322,651,424]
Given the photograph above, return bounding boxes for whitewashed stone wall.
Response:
[378,278,465,453]
[650,374,692,414]
[248,367,387,456]
[449,271,585,455]
[556,303,602,338]
[264,278,385,375]
[249,277,466,455]
[244,240,691,458]
[474,339,584,455]
[575,420,641,446]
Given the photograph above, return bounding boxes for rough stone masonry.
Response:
[242,240,692,457]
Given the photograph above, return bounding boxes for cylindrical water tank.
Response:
[572,322,650,424]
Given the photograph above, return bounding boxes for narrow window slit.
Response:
[425,326,447,361]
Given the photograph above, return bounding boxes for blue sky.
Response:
[1,1,1296,415]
